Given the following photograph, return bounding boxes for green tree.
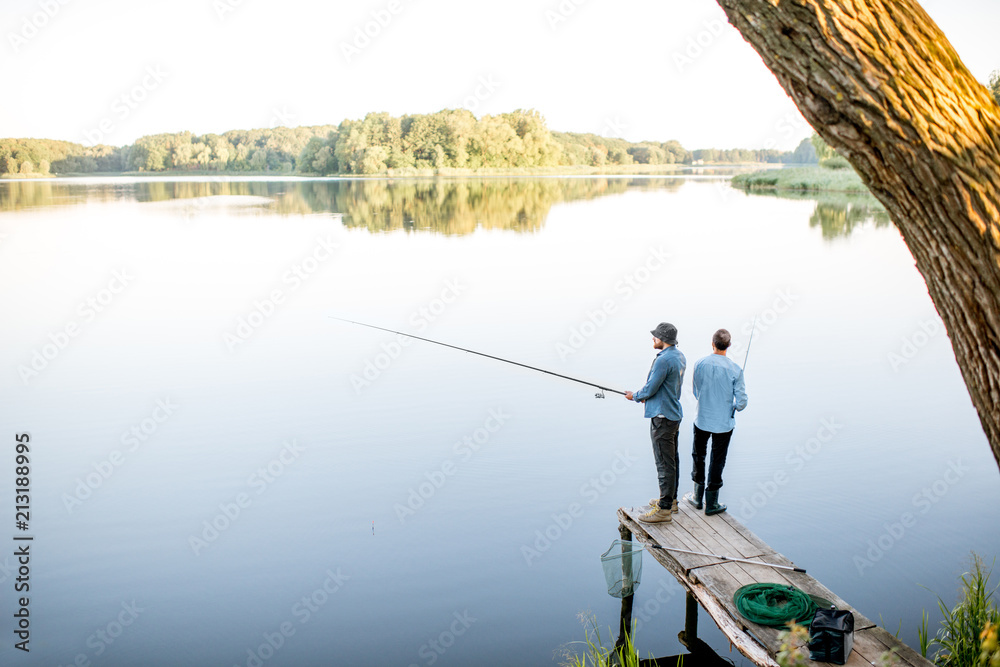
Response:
[810,133,836,161]
[334,121,367,173]
[312,146,336,174]
[790,137,818,163]
[990,70,1000,106]
[249,149,267,171]
[298,137,328,174]
[173,143,194,169]
[661,140,691,164]
[360,145,389,174]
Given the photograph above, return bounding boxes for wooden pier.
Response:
[616,503,934,667]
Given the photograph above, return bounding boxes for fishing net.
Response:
[600,540,643,598]
[733,583,819,626]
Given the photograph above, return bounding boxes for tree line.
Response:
[2,108,818,178]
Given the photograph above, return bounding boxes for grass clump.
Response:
[920,554,1000,666]
[558,612,650,667]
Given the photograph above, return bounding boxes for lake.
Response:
[1,175,997,666]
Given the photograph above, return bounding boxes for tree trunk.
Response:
[716,0,1000,472]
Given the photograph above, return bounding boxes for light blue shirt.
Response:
[692,353,748,433]
[633,346,686,420]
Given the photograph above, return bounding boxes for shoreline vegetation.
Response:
[731,164,872,194]
[1,108,817,179]
[731,135,876,196]
[0,162,769,180]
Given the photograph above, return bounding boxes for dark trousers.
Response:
[650,417,680,507]
[691,424,734,492]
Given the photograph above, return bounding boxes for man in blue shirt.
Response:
[685,328,748,515]
[625,322,686,524]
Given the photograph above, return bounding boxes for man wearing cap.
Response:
[684,328,748,515]
[625,322,686,524]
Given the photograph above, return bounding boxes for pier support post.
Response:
[615,523,634,650]
[683,591,698,643]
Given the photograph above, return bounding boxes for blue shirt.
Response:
[633,346,686,420]
[692,353,748,433]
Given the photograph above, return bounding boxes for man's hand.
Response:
[625,391,634,401]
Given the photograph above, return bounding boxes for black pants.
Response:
[650,417,680,508]
[691,424,733,492]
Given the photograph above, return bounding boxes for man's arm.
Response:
[733,369,748,413]
[633,355,668,402]
[692,358,702,400]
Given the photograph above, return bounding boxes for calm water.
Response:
[0,176,997,666]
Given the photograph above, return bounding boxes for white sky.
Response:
[1,0,997,151]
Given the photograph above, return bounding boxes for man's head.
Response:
[650,322,678,349]
[712,329,731,353]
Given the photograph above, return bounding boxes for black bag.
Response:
[808,607,854,664]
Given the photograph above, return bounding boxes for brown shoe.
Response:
[649,498,679,514]
[638,507,672,524]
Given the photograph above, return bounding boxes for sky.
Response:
[1,0,998,151]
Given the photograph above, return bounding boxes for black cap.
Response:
[651,322,678,345]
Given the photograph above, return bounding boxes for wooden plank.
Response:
[618,508,787,657]
[622,505,775,582]
[620,507,725,572]
[686,579,780,667]
[717,510,783,556]
[706,547,879,631]
[618,509,719,579]
[860,626,935,666]
[692,560,795,650]
[616,506,930,667]
[678,502,772,560]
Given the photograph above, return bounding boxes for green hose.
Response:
[733,583,819,626]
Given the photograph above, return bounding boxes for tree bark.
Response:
[716,0,1000,472]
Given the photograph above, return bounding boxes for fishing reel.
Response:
[594,389,605,399]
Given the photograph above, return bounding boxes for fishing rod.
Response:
[742,313,757,372]
[625,539,805,573]
[646,544,806,573]
[330,316,627,398]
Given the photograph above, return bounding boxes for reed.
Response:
[922,554,999,666]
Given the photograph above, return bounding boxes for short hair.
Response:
[712,329,731,351]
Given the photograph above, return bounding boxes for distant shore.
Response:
[1,162,780,180]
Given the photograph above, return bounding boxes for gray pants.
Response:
[650,417,680,508]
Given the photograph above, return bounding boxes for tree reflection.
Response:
[808,199,891,239]
[735,187,892,239]
[0,177,685,235]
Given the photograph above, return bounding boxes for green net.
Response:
[600,540,643,598]
[733,583,819,626]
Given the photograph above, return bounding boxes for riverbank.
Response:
[4,162,779,180]
[732,165,871,193]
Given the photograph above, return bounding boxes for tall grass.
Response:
[558,612,657,667]
[921,554,1000,666]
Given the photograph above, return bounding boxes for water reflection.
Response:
[808,199,891,240]
[737,188,891,240]
[599,528,730,667]
[0,177,686,235]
